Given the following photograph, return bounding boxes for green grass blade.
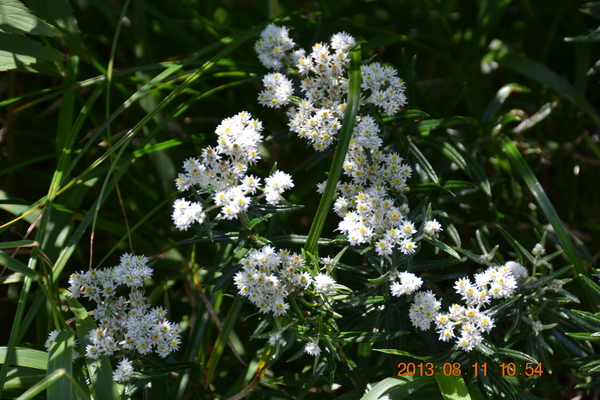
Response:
[494,52,600,127]
[409,141,439,183]
[360,376,436,400]
[0,240,38,249]
[304,44,362,255]
[0,252,37,279]
[65,296,120,399]
[15,368,68,400]
[203,298,243,384]
[435,372,471,400]
[47,331,77,399]
[0,347,48,370]
[498,134,585,276]
[481,83,530,122]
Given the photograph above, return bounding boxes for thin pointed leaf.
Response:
[481,83,530,122]
[435,373,471,400]
[360,376,436,400]
[0,252,37,279]
[494,52,600,127]
[409,141,438,183]
[499,135,588,281]
[65,297,120,399]
[422,237,461,259]
[304,44,362,254]
[0,347,48,370]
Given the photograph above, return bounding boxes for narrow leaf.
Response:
[422,237,461,260]
[435,373,471,400]
[495,52,600,127]
[360,376,436,400]
[0,251,37,278]
[304,44,362,254]
[499,135,588,281]
[0,347,48,370]
[65,296,120,399]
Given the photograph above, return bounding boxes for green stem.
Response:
[303,45,362,256]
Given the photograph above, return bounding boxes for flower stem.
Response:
[303,45,362,256]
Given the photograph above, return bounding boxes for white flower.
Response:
[390,272,422,297]
[424,219,443,237]
[314,273,336,295]
[532,243,546,257]
[304,341,321,356]
[268,331,283,346]
[113,358,134,382]
[264,170,294,205]
[400,239,417,255]
[45,330,61,352]
[409,291,441,331]
[505,261,528,281]
[255,24,296,69]
[258,73,294,108]
[330,31,356,52]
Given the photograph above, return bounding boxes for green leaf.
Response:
[382,109,430,123]
[401,117,470,135]
[578,275,600,304]
[481,83,530,122]
[487,294,522,318]
[566,332,600,342]
[564,27,600,42]
[65,296,120,399]
[495,348,539,364]
[47,331,80,399]
[0,240,39,249]
[494,52,600,127]
[423,237,461,260]
[203,299,242,384]
[435,373,471,400]
[297,360,328,400]
[0,347,48,370]
[499,135,589,282]
[26,0,84,57]
[0,0,63,36]
[409,141,438,183]
[304,44,362,254]
[0,251,37,279]
[328,331,407,344]
[372,349,432,361]
[360,376,436,400]
[0,32,64,71]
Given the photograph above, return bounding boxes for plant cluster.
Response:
[1,2,600,400]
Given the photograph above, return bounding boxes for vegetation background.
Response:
[1,0,599,399]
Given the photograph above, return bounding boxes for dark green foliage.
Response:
[1,0,599,399]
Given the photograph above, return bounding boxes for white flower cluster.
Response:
[314,273,337,295]
[63,253,182,381]
[254,25,415,254]
[255,26,406,152]
[390,272,423,297]
[258,73,294,108]
[173,111,294,230]
[233,246,312,316]
[333,142,417,251]
[113,358,135,382]
[409,263,523,352]
[254,23,296,69]
[360,62,407,115]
